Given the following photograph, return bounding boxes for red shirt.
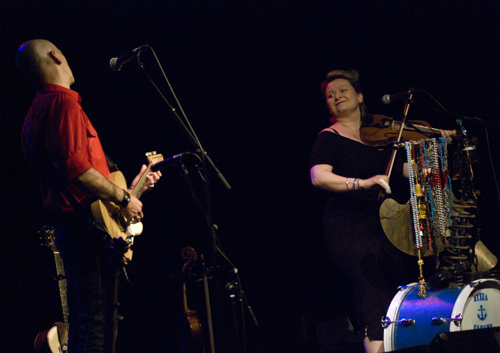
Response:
[22,84,110,213]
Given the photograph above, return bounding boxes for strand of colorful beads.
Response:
[417,141,433,253]
[413,142,427,250]
[422,140,434,222]
[439,137,453,228]
[405,141,422,249]
[430,139,447,239]
[405,141,426,297]
[422,139,438,253]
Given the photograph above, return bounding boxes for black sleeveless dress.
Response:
[310,130,415,340]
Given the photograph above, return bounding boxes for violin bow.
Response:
[379,89,415,199]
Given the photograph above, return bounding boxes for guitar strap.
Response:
[104,153,120,173]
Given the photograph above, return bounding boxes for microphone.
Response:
[109,45,148,71]
[151,152,191,172]
[381,89,419,105]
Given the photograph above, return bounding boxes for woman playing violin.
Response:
[309,69,454,353]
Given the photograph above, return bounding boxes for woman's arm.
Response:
[310,164,390,193]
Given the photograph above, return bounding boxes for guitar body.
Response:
[90,171,138,261]
[90,152,163,261]
[34,322,68,353]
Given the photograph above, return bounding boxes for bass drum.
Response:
[383,279,500,352]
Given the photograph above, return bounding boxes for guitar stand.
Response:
[226,277,259,353]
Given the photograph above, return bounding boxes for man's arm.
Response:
[74,168,143,220]
[74,168,124,202]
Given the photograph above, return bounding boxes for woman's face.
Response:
[325,78,363,118]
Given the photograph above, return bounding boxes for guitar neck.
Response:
[54,252,69,330]
[129,163,154,200]
[129,152,164,200]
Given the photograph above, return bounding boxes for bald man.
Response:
[17,39,161,353]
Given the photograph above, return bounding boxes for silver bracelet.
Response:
[352,178,358,191]
[345,178,349,191]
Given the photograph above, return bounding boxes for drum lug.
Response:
[400,318,415,327]
[431,317,447,325]
[453,313,463,327]
[381,316,391,328]
[431,314,463,327]
[381,316,415,328]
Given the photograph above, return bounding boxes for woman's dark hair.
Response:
[320,69,361,95]
[320,69,373,124]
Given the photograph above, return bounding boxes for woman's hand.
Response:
[359,175,390,192]
[440,129,457,138]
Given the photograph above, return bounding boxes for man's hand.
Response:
[121,194,143,224]
[129,164,162,192]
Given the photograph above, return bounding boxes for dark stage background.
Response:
[2,1,500,352]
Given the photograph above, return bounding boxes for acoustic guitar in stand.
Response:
[34,225,69,353]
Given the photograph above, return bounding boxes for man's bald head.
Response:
[16,39,74,88]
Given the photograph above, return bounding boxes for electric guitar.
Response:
[34,225,69,353]
[90,151,163,261]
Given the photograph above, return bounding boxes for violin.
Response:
[360,114,442,146]
[181,247,205,353]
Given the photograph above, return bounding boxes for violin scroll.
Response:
[182,247,198,275]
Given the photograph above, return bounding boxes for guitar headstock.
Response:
[145,151,164,165]
[39,225,58,252]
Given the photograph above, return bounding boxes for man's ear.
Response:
[49,50,62,65]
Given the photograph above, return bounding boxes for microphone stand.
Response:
[456,116,500,204]
[136,49,231,191]
[133,47,256,353]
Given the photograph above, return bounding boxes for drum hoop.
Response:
[450,278,500,332]
[383,283,419,352]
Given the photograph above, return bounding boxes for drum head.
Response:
[451,279,500,332]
